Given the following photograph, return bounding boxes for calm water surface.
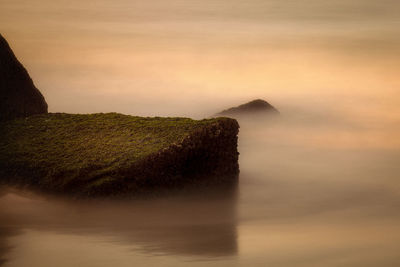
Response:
[1,113,399,266]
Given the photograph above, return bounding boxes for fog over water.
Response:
[0,0,400,266]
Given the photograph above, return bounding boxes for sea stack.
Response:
[0,34,48,121]
[218,99,279,117]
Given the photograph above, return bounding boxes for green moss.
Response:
[0,113,224,190]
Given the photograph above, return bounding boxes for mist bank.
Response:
[1,111,400,266]
[1,0,399,119]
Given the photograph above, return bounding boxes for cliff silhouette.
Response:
[0,34,47,121]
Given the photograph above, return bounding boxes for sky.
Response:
[0,0,399,121]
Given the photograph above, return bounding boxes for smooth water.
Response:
[1,113,399,266]
[0,0,399,266]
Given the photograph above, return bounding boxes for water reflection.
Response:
[1,110,400,266]
[0,228,18,266]
[0,181,238,265]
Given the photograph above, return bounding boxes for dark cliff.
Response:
[0,34,48,121]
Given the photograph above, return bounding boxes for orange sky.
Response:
[0,0,399,123]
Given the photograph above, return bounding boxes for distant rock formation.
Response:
[217,99,278,117]
[0,34,47,121]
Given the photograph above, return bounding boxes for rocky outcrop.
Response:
[218,99,278,117]
[0,35,239,197]
[0,34,48,121]
[89,117,240,196]
[0,113,239,197]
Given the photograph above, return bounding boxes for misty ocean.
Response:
[1,0,399,266]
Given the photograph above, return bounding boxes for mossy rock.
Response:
[0,113,239,197]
